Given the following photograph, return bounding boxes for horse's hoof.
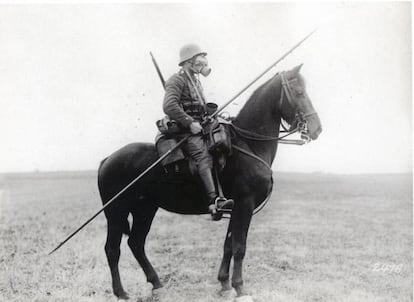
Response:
[152,287,166,293]
[152,287,167,300]
[220,280,232,292]
[151,282,163,290]
[218,280,233,298]
[234,295,254,302]
[114,290,129,300]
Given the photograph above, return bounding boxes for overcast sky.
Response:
[0,2,411,173]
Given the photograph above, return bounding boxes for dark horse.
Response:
[97,64,322,300]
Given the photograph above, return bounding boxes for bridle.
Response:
[230,71,318,145]
[224,71,318,217]
[279,71,317,120]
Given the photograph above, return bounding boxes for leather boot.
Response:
[198,167,217,205]
[199,168,234,221]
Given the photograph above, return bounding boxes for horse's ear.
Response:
[292,63,304,74]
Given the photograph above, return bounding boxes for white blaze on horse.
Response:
[97,64,322,300]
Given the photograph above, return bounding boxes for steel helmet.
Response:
[178,43,207,66]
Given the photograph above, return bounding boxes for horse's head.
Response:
[278,64,322,141]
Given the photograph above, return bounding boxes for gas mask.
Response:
[191,55,211,77]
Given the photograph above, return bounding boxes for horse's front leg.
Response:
[218,218,233,291]
[231,198,254,297]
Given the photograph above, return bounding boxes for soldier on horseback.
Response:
[162,43,234,219]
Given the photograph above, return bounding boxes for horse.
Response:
[97,64,322,300]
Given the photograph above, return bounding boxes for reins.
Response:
[229,71,315,146]
[230,123,301,142]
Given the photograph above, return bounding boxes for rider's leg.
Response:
[199,166,234,222]
[198,166,219,205]
[183,135,233,215]
[182,135,215,203]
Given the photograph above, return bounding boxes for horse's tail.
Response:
[97,157,107,197]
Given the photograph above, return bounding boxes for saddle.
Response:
[155,117,233,175]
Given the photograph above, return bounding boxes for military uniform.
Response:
[162,43,234,219]
[163,70,213,172]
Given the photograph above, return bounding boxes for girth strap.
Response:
[230,144,273,216]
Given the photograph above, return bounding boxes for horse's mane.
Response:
[236,70,306,120]
[235,73,281,121]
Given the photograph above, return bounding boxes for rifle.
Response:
[150,52,165,89]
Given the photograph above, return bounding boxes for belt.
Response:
[182,102,205,117]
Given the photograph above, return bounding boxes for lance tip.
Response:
[48,242,63,255]
[306,28,318,38]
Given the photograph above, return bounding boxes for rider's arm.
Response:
[163,74,194,128]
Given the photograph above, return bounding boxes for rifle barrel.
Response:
[150,51,166,89]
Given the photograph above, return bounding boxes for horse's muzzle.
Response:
[309,126,322,140]
[307,113,322,140]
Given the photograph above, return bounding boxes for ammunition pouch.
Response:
[204,118,232,156]
[182,101,205,117]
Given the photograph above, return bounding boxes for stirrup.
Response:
[215,196,234,213]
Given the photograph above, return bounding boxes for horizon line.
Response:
[0,169,411,177]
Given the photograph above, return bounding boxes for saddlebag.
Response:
[155,134,186,166]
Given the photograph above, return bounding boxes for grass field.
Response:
[0,171,412,302]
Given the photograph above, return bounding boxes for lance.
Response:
[210,28,317,118]
[49,33,316,255]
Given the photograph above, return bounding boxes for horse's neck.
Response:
[233,77,282,165]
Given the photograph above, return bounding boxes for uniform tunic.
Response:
[162,70,212,170]
[163,70,206,128]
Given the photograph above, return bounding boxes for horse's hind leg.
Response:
[128,204,162,290]
[105,219,129,299]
